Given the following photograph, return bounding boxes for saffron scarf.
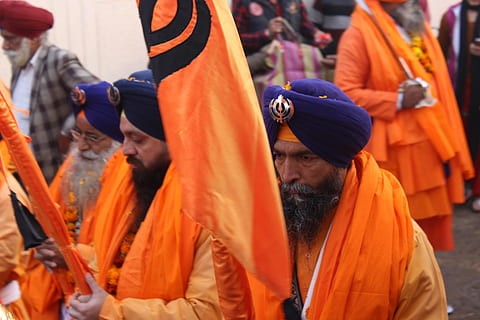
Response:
[115,163,201,299]
[94,149,135,289]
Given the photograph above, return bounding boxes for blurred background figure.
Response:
[0,0,98,183]
[304,0,356,55]
[232,0,333,101]
[438,0,480,212]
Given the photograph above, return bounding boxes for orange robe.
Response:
[246,151,447,319]
[92,162,221,319]
[21,148,124,319]
[335,0,474,250]
[0,170,31,320]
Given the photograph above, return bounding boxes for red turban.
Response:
[0,0,53,38]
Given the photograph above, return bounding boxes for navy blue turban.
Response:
[128,69,153,81]
[69,81,124,143]
[113,77,165,141]
[262,79,372,168]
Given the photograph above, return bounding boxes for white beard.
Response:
[60,142,120,219]
[3,38,32,68]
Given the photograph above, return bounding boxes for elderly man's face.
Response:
[383,0,425,35]
[273,140,341,189]
[72,116,113,160]
[273,140,346,245]
[1,29,36,68]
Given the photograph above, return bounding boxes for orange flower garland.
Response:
[410,35,433,73]
[106,225,137,296]
[63,191,79,242]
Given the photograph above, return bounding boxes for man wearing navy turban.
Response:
[247,79,448,319]
[66,76,221,319]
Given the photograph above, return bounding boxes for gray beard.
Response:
[3,38,32,68]
[281,169,343,249]
[395,3,426,35]
[60,142,120,219]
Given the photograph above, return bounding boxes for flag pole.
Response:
[0,86,92,294]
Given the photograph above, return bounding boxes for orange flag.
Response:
[137,0,291,300]
[0,84,92,294]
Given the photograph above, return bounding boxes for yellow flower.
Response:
[410,35,433,73]
[64,208,78,222]
[68,191,76,203]
[106,266,121,294]
[66,222,76,231]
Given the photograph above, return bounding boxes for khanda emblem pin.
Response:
[269,94,294,123]
[70,87,86,106]
[107,85,121,106]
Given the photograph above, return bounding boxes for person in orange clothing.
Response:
[229,79,447,319]
[335,0,474,251]
[37,75,221,319]
[0,153,31,320]
[21,81,123,320]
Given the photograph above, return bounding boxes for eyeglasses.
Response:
[70,129,106,144]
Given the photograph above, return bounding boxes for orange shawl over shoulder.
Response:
[93,149,135,289]
[96,162,202,299]
[249,151,414,319]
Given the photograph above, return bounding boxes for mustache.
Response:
[126,156,143,167]
[80,149,100,160]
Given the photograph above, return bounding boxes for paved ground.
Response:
[436,204,480,319]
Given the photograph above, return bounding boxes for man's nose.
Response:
[278,158,300,184]
[77,139,90,151]
[122,140,135,156]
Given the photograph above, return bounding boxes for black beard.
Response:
[281,169,343,248]
[128,156,169,228]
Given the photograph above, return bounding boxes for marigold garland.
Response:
[410,35,433,73]
[63,191,79,242]
[106,223,137,296]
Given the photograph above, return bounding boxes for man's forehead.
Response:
[274,140,313,153]
[76,116,105,136]
[119,115,148,137]
[0,29,19,38]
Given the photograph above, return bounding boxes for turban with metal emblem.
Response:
[113,76,165,141]
[0,0,53,38]
[262,79,372,168]
[69,81,124,143]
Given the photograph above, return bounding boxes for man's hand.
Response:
[69,274,108,320]
[34,238,67,270]
[267,17,284,39]
[313,30,332,49]
[401,83,425,109]
[320,54,336,69]
[470,41,480,57]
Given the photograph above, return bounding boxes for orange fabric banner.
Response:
[0,84,91,294]
[137,0,291,300]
